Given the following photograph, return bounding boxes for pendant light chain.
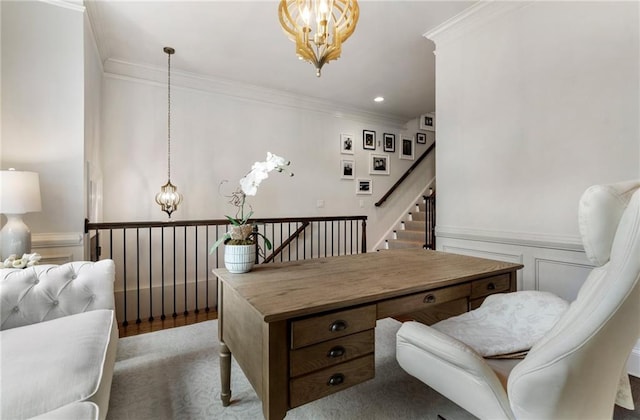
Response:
[167,49,172,181]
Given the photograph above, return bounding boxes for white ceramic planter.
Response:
[224,244,256,274]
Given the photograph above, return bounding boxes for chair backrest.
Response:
[508,181,640,419]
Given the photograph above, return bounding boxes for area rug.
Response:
[107,318,475,420]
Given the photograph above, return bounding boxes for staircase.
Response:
[384,194,435,250]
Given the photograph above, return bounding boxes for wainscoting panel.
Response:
[31,232,84,264]
[535,258,594,301]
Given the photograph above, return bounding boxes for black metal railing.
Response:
[424,193,436,249]
[85,216,367,326]
[375,142,435,207]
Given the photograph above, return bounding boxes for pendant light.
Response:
[155,46,183,218]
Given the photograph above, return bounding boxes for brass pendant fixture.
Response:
[278,0,359,77]
[155,46,183,218]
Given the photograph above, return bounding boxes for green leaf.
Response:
[254,232,273,250]
[241,210,254,224]
[209,233,231,254]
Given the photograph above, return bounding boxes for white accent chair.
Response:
[396,180,640,419]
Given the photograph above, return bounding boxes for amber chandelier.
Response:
[278,0,359,77]
[155,46,183,218]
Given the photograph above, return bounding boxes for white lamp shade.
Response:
[0,170,42,214]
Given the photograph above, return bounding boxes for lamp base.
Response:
[0,214,32,260]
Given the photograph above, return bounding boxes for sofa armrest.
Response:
[0,260,115,330]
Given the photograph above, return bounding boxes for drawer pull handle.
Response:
[327,346,346,358]
[423,294,436,304]
[487,282,496,290]
[327,373,345,386]
[329,320,348,332]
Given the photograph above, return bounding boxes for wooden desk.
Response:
[214,249,523,419]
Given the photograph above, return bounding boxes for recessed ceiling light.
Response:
[374,96,384,103]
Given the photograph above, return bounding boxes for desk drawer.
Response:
[470,274,511,299]
[291,305,376,349]
[289,354,375,408]
[290,329,374,377]
[377,283,470,319]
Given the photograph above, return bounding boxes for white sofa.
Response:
[0,260,118,420]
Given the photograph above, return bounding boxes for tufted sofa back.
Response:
[0,260,115,330]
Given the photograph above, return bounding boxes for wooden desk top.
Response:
[214,248,522,323]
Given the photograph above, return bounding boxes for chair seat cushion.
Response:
[432,291,569,357]
[0,309,117,419]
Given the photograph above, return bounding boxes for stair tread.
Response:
[386,239,424,250]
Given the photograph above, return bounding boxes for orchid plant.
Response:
[210,152,293,253]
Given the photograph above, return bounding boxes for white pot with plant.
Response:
[210,152,293,273]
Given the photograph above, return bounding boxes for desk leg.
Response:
[220,341,232,406]
[262,320,288,420]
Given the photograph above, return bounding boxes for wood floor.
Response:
[118,310,218,338]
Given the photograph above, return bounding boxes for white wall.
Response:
[100,61,435,249]
[1,0,87,261]
[84,8,104,224]
[427,1,639,376]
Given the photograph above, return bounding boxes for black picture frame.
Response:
[416,132,427,144]
[400,137,415,160]
[363,130,376,150]
[383,133,395,152]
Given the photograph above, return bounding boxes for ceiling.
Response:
[85,1,475,122]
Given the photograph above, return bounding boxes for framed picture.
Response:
[416,132,427,144]
[369,153,390,175]
[356,178,372,195]
[419,112,435,132]
[400,137,415,160]
[340,158,355,179]
[383,133,395,152]
[363,130,376,150]
[340,133,354,154]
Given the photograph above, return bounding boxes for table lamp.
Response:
[0,169,42,260]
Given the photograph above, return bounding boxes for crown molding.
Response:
[435,225,584,252]
[83,8,104,73]
[103,58,408,129]
[424,0,534,48]
[83,0,109,63]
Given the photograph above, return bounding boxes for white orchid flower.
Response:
[266,152,290,170]
[240,167,269,196]
[239,153,293,196]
